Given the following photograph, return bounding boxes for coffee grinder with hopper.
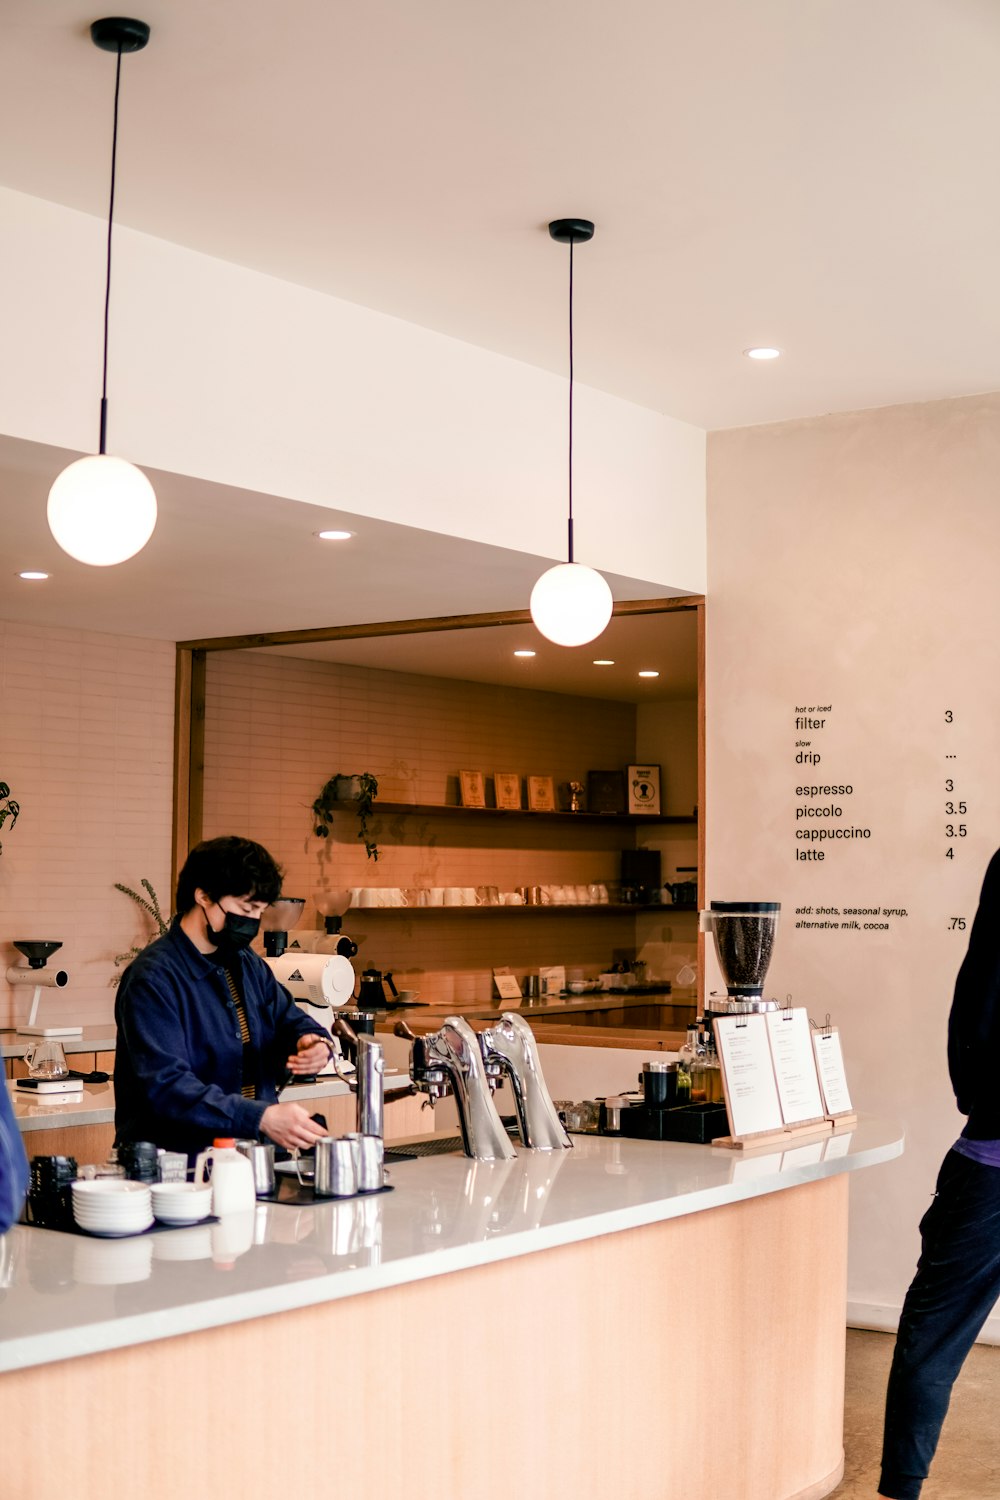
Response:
[699,900,781,1017]
[8,941,80,1037]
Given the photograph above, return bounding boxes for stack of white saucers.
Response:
[150,1182,213,1226]
[71,1180,153,1237]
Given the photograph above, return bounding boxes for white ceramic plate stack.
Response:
[71,1180,153,1237]
[150,1182,213,1226]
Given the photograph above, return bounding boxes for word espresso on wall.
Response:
[793,704,872,862]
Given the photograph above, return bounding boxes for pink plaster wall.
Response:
[0,620,175,1030]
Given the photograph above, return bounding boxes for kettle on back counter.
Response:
[356,969,398,1011]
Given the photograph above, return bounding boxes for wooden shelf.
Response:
[336,801,696,826]
[348,903,697,917]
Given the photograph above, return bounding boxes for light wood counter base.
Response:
[3,1174,849,1500]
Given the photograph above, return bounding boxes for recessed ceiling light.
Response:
[316,529,354,541]
[18,571,49,581]
[514,649,536,658]
[593,659,615,666]
[744,347,781,361]
[638,670,659,678]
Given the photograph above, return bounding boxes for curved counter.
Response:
[0,1118,902,1500]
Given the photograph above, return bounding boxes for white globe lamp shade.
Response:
[47,454,157,567]
[529,562,614,647]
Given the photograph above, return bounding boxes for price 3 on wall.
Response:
[943,706,972,939]
[943,708,969,862]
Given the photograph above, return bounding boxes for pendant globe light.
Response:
[529,218,614,648]
[47,17,157,568]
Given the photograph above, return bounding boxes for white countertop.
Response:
[0,1116,902,1374]
[8,1073,361,1134]
[1,1026,117,1059]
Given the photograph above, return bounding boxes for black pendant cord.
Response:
[99,42,124,456]
[567,237,575,565]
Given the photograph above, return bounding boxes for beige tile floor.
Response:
[831,1328,1000,1499]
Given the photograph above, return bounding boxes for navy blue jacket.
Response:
[948,848,1000,1138]
[114,918,330,1155]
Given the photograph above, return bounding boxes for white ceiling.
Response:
[255,608,698,704]
[0,434,696,700]
[3,0,1000,431]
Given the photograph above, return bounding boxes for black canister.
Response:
[641,1060,677,1109]
[117,1140,159,1182]
[27,1154,77,1228]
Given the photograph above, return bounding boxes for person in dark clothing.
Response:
[115,836,333,1157]
[879,848,1000,1500]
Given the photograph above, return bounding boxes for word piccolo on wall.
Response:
[793,703,872,862]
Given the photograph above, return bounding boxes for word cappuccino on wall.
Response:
[793,703,872,862]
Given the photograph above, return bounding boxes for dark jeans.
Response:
[880,1148,1000,1499]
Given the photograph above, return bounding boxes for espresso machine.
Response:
[699,900,781,1016]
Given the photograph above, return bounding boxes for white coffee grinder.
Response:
[8,940,80,1036]
[261,898,358,1074]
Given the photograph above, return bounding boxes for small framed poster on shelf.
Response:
[493,968,523,1002]
[459,770,486,808]
[627,764,661,815]
[587,769,626,814]
[494,771,522,810]
[527,775,556,812]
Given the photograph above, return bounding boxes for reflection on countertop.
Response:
[0,1117,903,1375]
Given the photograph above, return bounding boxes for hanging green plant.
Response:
[112,878,170,983]
[312,771,380,861]
[0,781,20,856]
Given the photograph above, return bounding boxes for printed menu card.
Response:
[765,1008,826,1126]
[714,1014,784,1139]
[811,1027,854,1117]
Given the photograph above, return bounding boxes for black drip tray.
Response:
[385,1137,465,1161]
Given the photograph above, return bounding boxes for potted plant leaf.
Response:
[0,781,19,855]
[112,878,169,983]
[312,771,380,860]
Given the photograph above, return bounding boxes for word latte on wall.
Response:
[792,703,872,861]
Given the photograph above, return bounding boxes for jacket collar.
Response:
[166,915,245,978]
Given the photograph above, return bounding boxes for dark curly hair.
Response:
[175,836,283,915]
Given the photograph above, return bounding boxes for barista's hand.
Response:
[259,1102,329,1151]
[286,1034,334,1075]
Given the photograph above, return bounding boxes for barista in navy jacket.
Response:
[115,836,333,1158]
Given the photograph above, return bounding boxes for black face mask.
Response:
[205,910,260,963]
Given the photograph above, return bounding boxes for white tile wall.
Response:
[203,650,650,978]
[0,621,175,1029]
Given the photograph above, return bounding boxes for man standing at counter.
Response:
[115,836,333,1157]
